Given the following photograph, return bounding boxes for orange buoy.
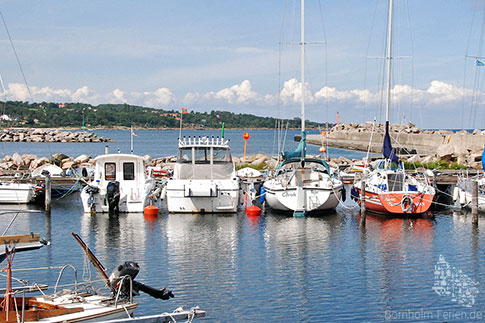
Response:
[319,146,326,153]
[144,205,159,217]
[246,205,261,217]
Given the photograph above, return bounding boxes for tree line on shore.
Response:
[0,101,331,129]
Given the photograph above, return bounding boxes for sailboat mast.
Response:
[386,0,394,123]
[301,0,305,132]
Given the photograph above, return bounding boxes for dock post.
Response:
[105,145,109,154]
[360,180,366,226]
[472,180,478,225]
[45,174,51,216]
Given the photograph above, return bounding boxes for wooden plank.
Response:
[0,233,40,245]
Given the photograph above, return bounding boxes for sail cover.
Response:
[283,131,306,159]
[382,121,399,163]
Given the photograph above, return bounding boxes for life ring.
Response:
[401,195,414,213]
[152,169,169,178]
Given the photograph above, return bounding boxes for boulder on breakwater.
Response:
[0,128,111,143]
[302,122,485,169]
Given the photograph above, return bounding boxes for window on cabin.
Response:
[387,173,404,191]
[177,148,192,163]
[213,148,232,164]
[123,162,135,180]
[105,163,116,180]
[194,147,209,164]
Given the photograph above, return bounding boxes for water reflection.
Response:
[1,200,485,321]
[80,213,149,267]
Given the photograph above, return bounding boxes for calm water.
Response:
[1,130,484,322]
[0,129,368,160]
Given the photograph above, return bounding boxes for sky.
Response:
[0,0,483,129]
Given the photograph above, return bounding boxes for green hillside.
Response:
[0,101,333,129]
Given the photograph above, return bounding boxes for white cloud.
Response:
[0,80,476,127]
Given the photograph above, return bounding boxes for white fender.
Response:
[452,186,459,202]
[161,186,167,200]
[459,189,466,205]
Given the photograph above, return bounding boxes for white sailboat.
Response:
[352,0,435,215]
[263,0,343,217]
[166,135,239,213]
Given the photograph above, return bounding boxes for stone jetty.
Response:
[302,122,485,169]
[0,128,111,143]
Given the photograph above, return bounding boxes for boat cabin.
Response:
[174,136,235,180]
[93,154,148,190]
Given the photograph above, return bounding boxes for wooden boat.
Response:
[0,233,197,322]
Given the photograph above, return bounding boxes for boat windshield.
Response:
[213,148,232,164]
[178,148,192,163]
[194,148,209,164]
[177,147,232,164]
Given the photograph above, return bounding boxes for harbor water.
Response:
[1,130,484,322]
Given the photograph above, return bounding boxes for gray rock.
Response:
[436,144,454,160]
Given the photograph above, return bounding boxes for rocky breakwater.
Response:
[302,123,485,168]
[0,151,358,177]
[0,128,111,142]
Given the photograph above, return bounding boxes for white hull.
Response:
[80,154,157,214]
[454,177,485,212]
[166,179,239,213]
[80,185,153,213]
[262,160,343,215]
[0,182,36,203]
[30,294,137,322]
[264,186,342,212]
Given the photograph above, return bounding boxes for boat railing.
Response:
[54,264,78,293]
[179,136,230,147]
[114,274,134,307]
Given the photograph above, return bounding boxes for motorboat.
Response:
[166,136,239,213]
[31,163,82,198]
[80,154,161,213]
[0,181,40,204]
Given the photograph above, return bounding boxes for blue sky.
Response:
[0,1,482,129]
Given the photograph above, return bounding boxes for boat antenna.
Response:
[300,0,306,162]
[221,122,225,139]
[178,107,183,140]
[130,125,134,154]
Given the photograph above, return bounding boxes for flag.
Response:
[131,128,138,137]
[477,60,484,66]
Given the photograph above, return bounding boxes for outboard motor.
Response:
[85,185,100,212]
[106,181,120,214]
[350,186,359,202]
[109,261,174,300]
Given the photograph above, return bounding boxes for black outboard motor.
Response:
[108,261,174,300]
[106,181,120,214]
